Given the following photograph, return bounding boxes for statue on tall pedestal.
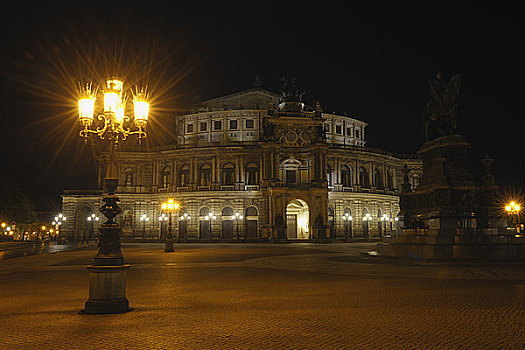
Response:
[424,73,461,141]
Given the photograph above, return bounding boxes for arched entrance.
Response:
[286,199,309,239]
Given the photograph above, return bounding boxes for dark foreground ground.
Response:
[1,242,524,349]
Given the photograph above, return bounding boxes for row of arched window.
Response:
[124,163,260,188]
[327,165,395,189]
[124,163,395,190]
[197,206,258,217]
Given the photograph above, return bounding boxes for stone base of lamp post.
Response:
[164,238,174,252]
[83,265,131,314]
[83,222,130,314]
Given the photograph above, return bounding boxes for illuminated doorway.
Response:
[286,199,309,239]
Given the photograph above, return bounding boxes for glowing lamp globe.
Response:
[104,79,123,114]
[78,91,96,125]
[133,91,149,126]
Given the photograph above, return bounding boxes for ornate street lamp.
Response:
[52,213,67,243]
[179,213,190,240]
[380,214,389,238]
[205,213,216,239]
[342,213,353,241]
[86,213,99,241]
[159,213,168,239]
[161,199,179,252]
[78,77,149,314]
[362,213,372,238]
[505,201,521,233]
[234,212,243,240]
[139,214,149,240]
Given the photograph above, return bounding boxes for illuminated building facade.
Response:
[62,82,422,241]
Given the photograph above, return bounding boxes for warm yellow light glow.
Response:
[133,89,149,122]
[506,201,521,213]
[107,79,123,92]
[116,105,125,123]
[41,226,46,230]
[161,203,167,210]
[1,223,5,228]
[104,92,120,113]
[103,78,123,113]
[79,96,96,121]
[134,100,149,122]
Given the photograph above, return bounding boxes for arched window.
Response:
[124,169,133,187]
[221,162,235,186]
[387,169,394,190]
[222,207,234,217]
[245,163,259,185]
[327,164,333,186]
[199,163,212,186]
[374,169,383,189]
[179,165,190,187]
[359,167,370,188]
[161,166,171,189]
[199,207,210,216]
[245,207,258,217]
[341,165,352,187]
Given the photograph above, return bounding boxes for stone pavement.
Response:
[1,243,524,349]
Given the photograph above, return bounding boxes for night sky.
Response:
[1,2,523,211]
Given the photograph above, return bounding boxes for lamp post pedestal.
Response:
[83,177,130,314]
[165,213,174,252]
[84,264,130,314]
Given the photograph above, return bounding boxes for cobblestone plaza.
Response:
[1,243,524,349]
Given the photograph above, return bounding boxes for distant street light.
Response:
[342,213,353,241]
[139,214,149,240]
[161,199,180,252]
[505,201,521,232]
[179,213,190,240]
[205,213,216,239]
[86,213,99,241]
[78,77,149,314]
[234,212,243,240]
[159,214,168,239]
[362,213,372,238]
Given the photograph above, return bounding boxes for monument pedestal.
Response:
[83,265,131,314]
[377,135,525,261]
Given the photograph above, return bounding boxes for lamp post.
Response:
[234,212,243,240]
[139,214,149,240]
[505,201,521,233]
[162,199,179,252]
[78,77,149,314]
[342,213,353,241]
[179,213,190,240]
[205,213,216,240]
[159,214,168,239]
[380,214,389,238]
[86,214,99,241]
[362,213,372,238]
[52,214,67,242]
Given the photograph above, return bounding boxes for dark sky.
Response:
[1,2,523,211]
